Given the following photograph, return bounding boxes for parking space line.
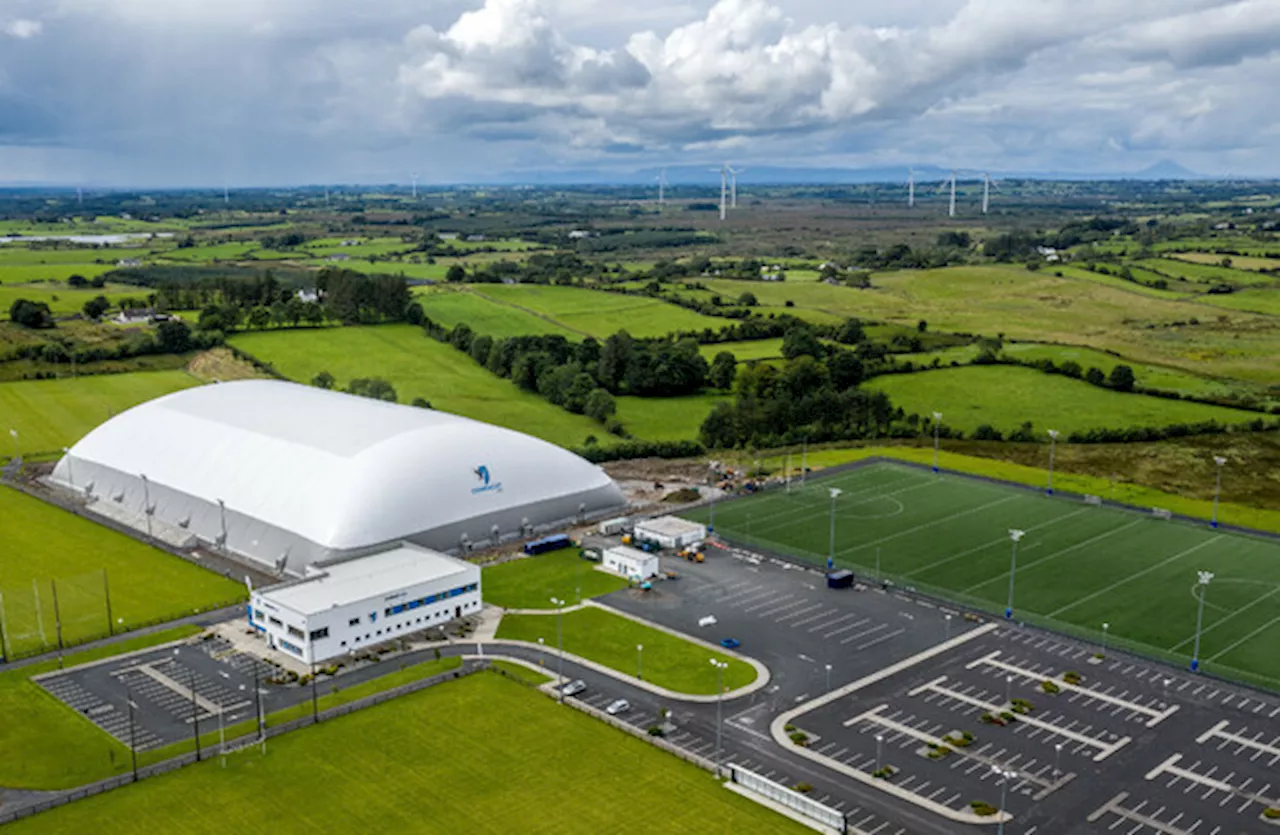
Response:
[776,603,827,623]
[910,678,1130,761]
[755,599,809,618]
[856,628,906,651]
[792,608,840,628]
[807,612,859,633]
[968,651,1178,727]
[840,623,888,645]
[823,618,870,638]
[1147,753,1279,809]
[1197,720,1280,758]
[741,593,794,613]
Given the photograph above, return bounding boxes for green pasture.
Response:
[0,370,199,458]
[6,673,801,833]
[1193,288,1280,316]
[1047,265,1191,300]
[864,365,1260,435]
[154,242,259,262]
[473,284,729,338]
[497,606,757,693]
[0,283,148,318]
[686,463,1280,688]
[0,246,156,267]
[481,550,629,610]
[414,287,580,338]
[0,486,244,658]
[338,259,451,280]
[229,326,604,448]
[614,393,729,442]
[0,263,119,285]
[1136,258,1276,287]
[1170,252,1280,272]
[698,338,785,363]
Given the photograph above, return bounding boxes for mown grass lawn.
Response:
[482,551,629,610]
[864,365,1260,434]
[414,286,581,338]
[0,282,145,317]
[497,606,756,693]
[0,370,199,458]
[7,673,803,834]
[0,486,245,657]
[473,283,728,338]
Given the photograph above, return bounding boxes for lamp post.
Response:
[710,659,728,776]
[944,613,952,639]
[217,670,231,766]
[174,649,202,760]
[828,488,842,568]
[932,412,942,473]
[1163,678,1171,707]
[637,644,644,680]
[551,597,565,699]
[537,637,545,666]
[994,768,1016,835]
[875,734,884,771]
[1101,622,1110,657]
[825,663,832,692]
[310,661,319,723]
[1211,456,1226,529]
[1006,529,1025,620]
[1054,742,1063,779]
[127,688,138,782]
[1046,429,1060,495]
[1190,570,1214,671]
[8,428,18,463]
[1005,674,1013,705]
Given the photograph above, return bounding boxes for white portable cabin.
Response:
[598,516,631,536]
[603,545,659,581]
[633,516,707,550]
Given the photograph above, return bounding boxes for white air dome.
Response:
[51,379,624,572]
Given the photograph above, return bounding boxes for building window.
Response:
[341,640,347,647]
[253,609,265,621]
[309,627,329,641]
[288,625,304,639]
[269,616,283,628]
[348,617,360,627]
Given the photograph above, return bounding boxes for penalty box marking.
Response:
[966,650,1179,728]
[906,676,1130,762]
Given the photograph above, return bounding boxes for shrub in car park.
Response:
[1041,680,1061,694]
[1063,671,1083,685]
[647,725,665,737]
[981,712,1007,727]
[793,783,813,794]
[1010,698,1034,714]
[872,766,896,780]
[971,801,999,817]
[789,731,810,747]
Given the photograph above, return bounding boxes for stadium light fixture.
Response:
[1211,456,1227,529]
[551,597,566,699]
[994,767,1016,834]
[1190,571,1214,671]
[1005,530,1025,620]
[1046,429,1060,495]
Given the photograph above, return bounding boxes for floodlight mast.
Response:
[1006,529,1025,619]
[828,488,843,568]
[1190,571,1214,671]
[1211,456,1227,528]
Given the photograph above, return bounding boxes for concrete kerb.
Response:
[722,782,842,834]
[28,635,198,682]
[769,622,1003,827]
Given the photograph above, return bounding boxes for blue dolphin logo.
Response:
[474,465,490,485]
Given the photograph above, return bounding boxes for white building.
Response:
[602,545,659,581]
[633,516,707,550]
[50,380,625,574]
[250,543,480,664]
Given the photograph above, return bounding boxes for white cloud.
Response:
[3,18,42,38]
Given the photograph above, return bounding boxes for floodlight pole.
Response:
[1101,622,1109,657]
[825,663,832,692]
[1211,456,1226,528]
[995,769,1015,835]
[875,734,884,771]
[1190,570,1213,671]
[1046,430,1059,495]
[932,412,942,473]
[127,687,138,782]
[187,665,201,760]
[8,428,17,463]
[551,597,565,700]
[828,488,842,569]
[711,659,727,776]
[1006,530,1025,619]
[637,644,643,680]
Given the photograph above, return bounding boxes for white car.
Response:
[560,679,587,697]
[605,698,631,715]
[698,615,718,627]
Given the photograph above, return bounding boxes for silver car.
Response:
[560,679,587,697]
[605,698,631,715]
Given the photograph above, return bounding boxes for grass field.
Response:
[7,673,801,833]
[1139,258,1277,287]
[481,551,629,610]
[685,463,1280,688]
[229,325,604,448]
[0,283,145,318]
[0,487,245,657]
[0,370,200,458]
[473,284,729,338]
[614,393,728,442]
[864,365,1260,434]
[698,338,786,363]
[0,625,202,789]
[1193,288,1280,316]
[1170,252,1280,272]
[497,607,757,693]
[414,287,581,338]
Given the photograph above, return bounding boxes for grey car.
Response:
[560,679,587,697]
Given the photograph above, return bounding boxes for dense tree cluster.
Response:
[315,267,411,325]
[8,299,55,329]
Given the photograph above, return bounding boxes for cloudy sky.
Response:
[1,0,1277,186]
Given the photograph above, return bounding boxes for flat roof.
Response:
[261,543,474,616]
[635,516,706,536]
[604,545,657,562]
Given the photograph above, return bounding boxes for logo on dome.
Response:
[471,464,502,495]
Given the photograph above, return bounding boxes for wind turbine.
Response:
[410,172,419,200]
[76,186,83,207]
[949,170,957,218]
[728,165,745,208]
[908,169,915,208]
[711,163,729,221]
[982,173,992,215]
[656,168,668,207]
